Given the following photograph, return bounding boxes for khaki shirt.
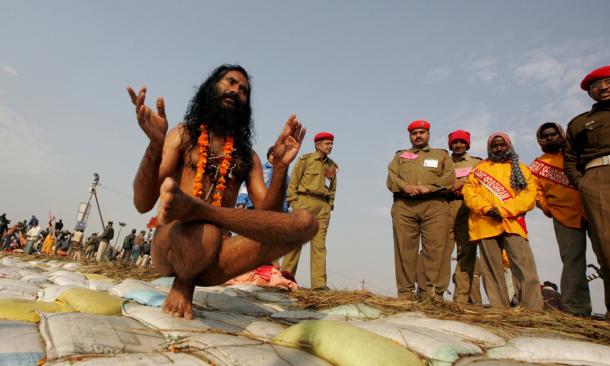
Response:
[387,145,455,197]
[565,101,610,187]
[287,151,338,207]
[449,153,482,198]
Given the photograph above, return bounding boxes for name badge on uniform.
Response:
[423,159,439,168]
[455,167,472,178]
[325,177,331,189]
[400,151,418,160]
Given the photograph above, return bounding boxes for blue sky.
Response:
[1,1,609,312]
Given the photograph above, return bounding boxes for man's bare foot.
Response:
[163,276,196,319]
[158,177,206,224]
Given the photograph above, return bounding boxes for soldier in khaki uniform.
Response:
[387,120,455,299]
[565,65,610,320]
[439,130,482,304]
[282,132,337,289]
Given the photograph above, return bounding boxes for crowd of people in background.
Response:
[0,213,153,267]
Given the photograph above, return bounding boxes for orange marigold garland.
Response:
[192,124,235,207]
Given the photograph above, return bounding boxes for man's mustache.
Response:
[218,92,241,106]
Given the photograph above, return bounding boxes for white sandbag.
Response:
[123,303,284,340]
[46,260,64,268]
[124,289,166,307]
[52,276,88,288]
[0,267,23,279]
[39,312,166,360]
[387,313,505,347]
[37,285,81,302]
[0,320,45,366]
[349,320,482,366]
[0,278,40,297]
[486,336,610,366]
[1,257,20,266]
[319,303,384,319]
[49,270,86,280]
[62,262,80,270]
[454,356,539,366]
[109,279,158,297]
[88,280,114,292]
[180,333,333,366]
[255,291,296,305]
[192,288,272,316]
[271,310,327,322]
[150,276,174,289]
[225,284,264,293]
[47,352,209,365]
[20,274,50,286]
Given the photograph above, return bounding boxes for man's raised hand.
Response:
[127,86,168,149]
[273,114,306,168]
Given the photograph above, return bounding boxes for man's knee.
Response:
[292,209,318,241]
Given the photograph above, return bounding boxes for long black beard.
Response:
[540,141,564,154]
[184,93,254,173]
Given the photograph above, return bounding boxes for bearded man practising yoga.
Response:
[128,64,318,319]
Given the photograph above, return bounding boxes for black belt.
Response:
[393,193,445,201]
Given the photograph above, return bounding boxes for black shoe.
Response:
[313,286,330,291]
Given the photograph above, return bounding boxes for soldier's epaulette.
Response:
[395,149,407,156]
[471,155,483,161]
[300,153,312,160]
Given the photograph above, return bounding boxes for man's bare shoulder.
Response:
[164,123,189,150]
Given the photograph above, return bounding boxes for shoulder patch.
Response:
[300,153,312,160]
[395,149,406,156]
[472,156,483,161]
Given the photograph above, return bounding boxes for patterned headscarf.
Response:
[487,132,527,191]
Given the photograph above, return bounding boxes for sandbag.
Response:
[84,273,114,282]
[124,289,166,307]
[0,278,40,298]
[454,356,539,366]
[123,303,284,340]
[109,278,158,297]
[387,313,505,347]
[486,336,610,366]
[273,320,422,366]
[40,312,166,360]
[319,303,383,319]
[57,288,123,315]
[349,320,482,365]
[47,352,209,365]
[178,333,332,366]
[0,320,45,365]
[0,266,22,279]
[192,288,272,316]
[37,285,81,302]
[88,280,114,292]
[150,276,175,288]
[0,298,66,322]
[50,271,88,288]
[20,274,50,286]
[62,262,80,270]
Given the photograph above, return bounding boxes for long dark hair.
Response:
[183,64,254,171]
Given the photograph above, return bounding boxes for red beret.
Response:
[314,132,334,142]
[407,120,430,132]
[448,130,471,149]
[580,65,610,90]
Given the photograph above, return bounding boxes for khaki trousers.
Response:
[579,165,610,313]
[281,195,331,289]
[392,197,448,297]
[479,234,543,311]
[439,199,481,303]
